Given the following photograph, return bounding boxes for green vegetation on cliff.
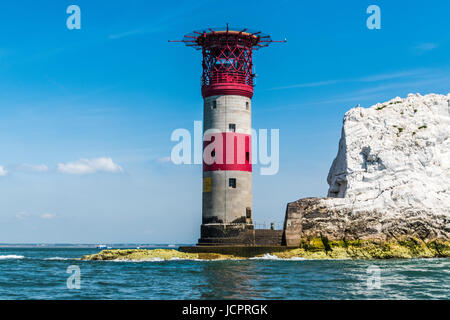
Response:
[81,238,450,261]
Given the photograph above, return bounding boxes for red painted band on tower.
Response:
[201,84,253,99]
[203,132,252,172]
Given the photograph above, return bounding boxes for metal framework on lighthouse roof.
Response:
[170,25,286,98]
[177,25,278,50]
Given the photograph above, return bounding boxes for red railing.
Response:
[202,72,253,87]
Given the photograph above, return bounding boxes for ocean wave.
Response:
[90,255,354,262]
[112,257,166,262]
[249,254,306,261]
[112,257,199,262]
[108,257,216,262]
[0,255,25,260]
[249,253,354,261]
[91,253,312,262]
[108,255,308,262]
[44,257,75,261]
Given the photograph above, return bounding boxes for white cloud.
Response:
[16,211,31,220]
[267,80,341,90]
[267,69,432,91]
[109,29,143,40]
[57,157,124,175]
[157,156,171,163]
[15,211,57,220]
[40,213,56,219]
[20,164,49,172]
[359,69,427,82]
[0,166,7,176]
[413,43,439,54]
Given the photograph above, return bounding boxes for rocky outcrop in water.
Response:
[82,241,450,260]
[284,93,450,247]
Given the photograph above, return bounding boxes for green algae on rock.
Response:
[81,239,450,261]
[81,249,241,261]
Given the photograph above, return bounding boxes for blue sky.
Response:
[0,0,449,243]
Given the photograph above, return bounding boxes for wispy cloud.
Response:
[15,211,57,220]
[358,70,428,82]
[156,156,171,163]
[262,71,450,112]
[20,164,49,173]
[40,213,57,220]
[109,29,147,40]
[57,158,124,175]
[413,42,439,54]
[0,165,7,176]
[266,69,430,91]
[315,76,450,105]
[108,1,207,41]
[15,211,31,220]
[108,20,171,40]
[268,80,342,91]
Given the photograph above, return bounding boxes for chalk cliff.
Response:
[284,93,450,246]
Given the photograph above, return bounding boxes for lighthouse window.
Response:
[229,178,236,188]
[246,152,250,162]
[229,123,236,132]
[212,101,217,109]
[246,102,249,110]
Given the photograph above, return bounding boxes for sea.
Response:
[0,245,449,300]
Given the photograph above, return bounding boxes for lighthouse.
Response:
[172,26,283,245]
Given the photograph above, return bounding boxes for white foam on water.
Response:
[112,257,166,262]
[140,258,165,262]
[106,257,238,262]
[0,255,25,260]
[96,255,313,262]
[117,257,211,262]
[250,254,307,261]
[44,257,74,261]
[288,257,308,261]
[249,253,280,260]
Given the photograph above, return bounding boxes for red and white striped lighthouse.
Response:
[172,26,282,245]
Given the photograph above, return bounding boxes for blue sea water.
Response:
[0,247,449,300]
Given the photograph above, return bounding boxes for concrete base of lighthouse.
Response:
[197,224,283,246]
[198,223,255,245]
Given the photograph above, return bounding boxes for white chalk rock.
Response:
[326,93,450,217]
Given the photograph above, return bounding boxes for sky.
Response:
[0,0,449,243]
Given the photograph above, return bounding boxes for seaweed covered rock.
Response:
[81,241,450,261]
[81,249,242,261]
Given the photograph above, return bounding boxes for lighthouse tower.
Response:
[172,26,282,245]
